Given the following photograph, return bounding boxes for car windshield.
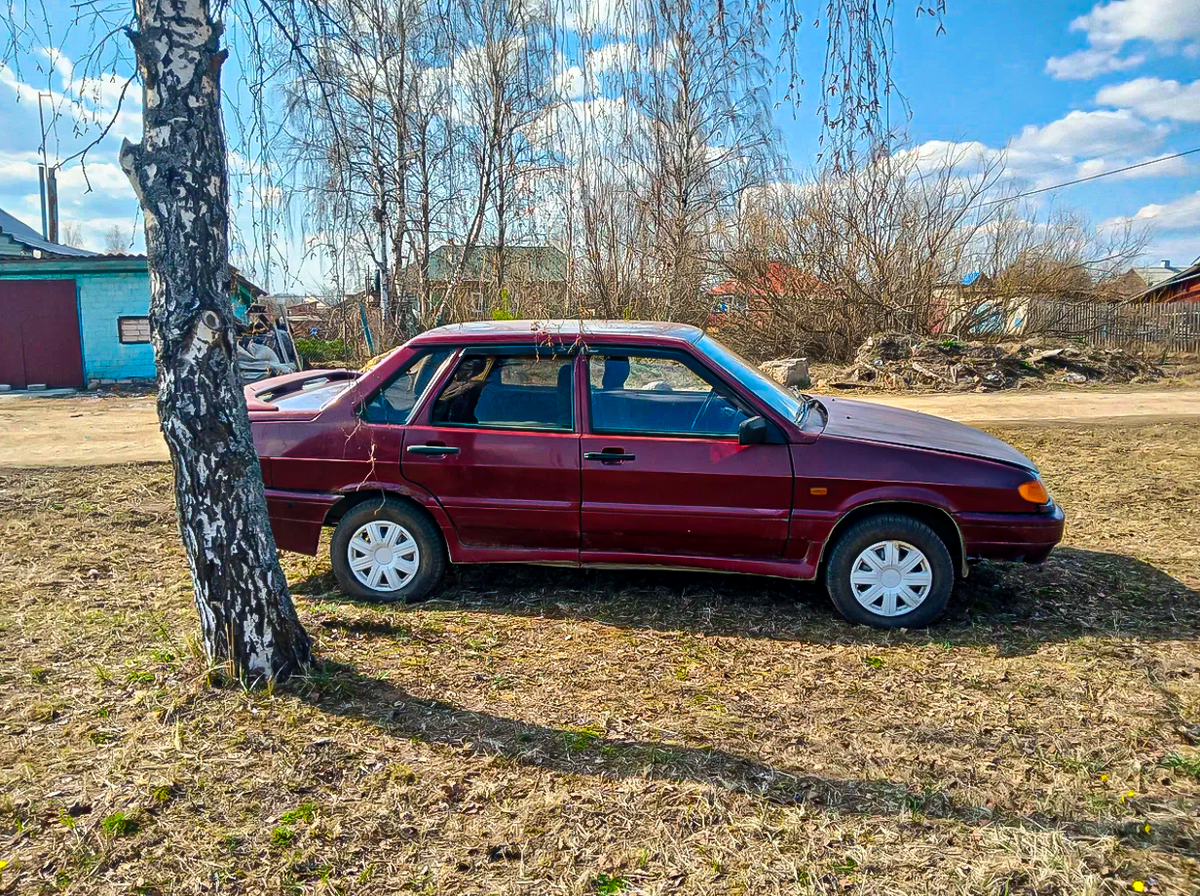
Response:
[697,334,805,423]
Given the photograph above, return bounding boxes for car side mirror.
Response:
[739,415,769,445]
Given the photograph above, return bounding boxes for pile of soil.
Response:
[822,333,1164,392]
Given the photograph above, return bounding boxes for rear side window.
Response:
[430,353,574,431]
[361,350,452,425]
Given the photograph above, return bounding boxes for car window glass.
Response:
[361,350,452,425]
[589,355,710,392]
[698,334,802,423]
[589,353,752,437]
[431,353,574,430]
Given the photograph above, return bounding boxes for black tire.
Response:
[824,513,954,628]
[330,498,447,603]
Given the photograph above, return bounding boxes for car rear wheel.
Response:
[825,514,954,628]
[330,498,447,603]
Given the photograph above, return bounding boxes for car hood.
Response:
[815,396,1037,472]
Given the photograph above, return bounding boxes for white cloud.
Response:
[1009,109,1167,160]
[553,65,587,100]
[1047,0,1200,80]
[1138,234,1200,268]
[563,0,645,34]
[1095,77,1200,122]
[1071,0,1200,47]
[525,94,643,165]
[892,139,1002,169]
[57,160,133,195]
[0,59,140,149]
[587,41,639,74]
[1107,189,1200,231]
[0,151,45,184]
[896,107,1188,200]
[1045,47,1145,80]
[1074,153,1193,181]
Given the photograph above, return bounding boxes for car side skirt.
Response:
[578,552,815,580]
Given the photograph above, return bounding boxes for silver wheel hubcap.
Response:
[850,540,932,617]
[348,521,420,592]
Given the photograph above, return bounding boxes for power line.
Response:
[982,147,1200,207]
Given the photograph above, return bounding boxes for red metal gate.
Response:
[0,279,85,389]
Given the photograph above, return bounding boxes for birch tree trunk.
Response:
[119,0,312,683]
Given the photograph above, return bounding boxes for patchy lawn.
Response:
[1,422,1199,895]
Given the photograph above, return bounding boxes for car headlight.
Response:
[1018,478,1050,505]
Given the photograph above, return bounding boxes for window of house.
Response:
[588,352,752,438]
[117,316,151,344]
[430,352,574,430]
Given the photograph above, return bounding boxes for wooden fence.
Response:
[1026,300,1200,353]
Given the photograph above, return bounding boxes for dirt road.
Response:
[2,385,1199,467]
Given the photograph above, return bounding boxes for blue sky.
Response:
[1,0,1198,290]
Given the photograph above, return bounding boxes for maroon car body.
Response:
[247,320,1064,624]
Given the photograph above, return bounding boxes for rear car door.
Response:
[580,348,793,559]
[402,346,581,552]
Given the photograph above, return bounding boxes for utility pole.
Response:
[375,201,389,326]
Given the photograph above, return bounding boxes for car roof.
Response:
[407,319,705,348]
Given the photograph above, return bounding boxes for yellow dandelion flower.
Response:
[1131,881,1145,893]
[0,859,7,870]
[1100,774,1109,782]
[1143,823,1152,834]
[1127,790,1136,798]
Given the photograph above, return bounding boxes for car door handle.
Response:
[407,445,460,456]
[584,451,636,462]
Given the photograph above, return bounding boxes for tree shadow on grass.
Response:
[290,660,1200,861]
[290,547,1200,652]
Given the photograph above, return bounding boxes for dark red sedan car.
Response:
[246,320,1063,627]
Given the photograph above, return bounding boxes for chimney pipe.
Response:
[38,165,48,239]
[45,167,58,244]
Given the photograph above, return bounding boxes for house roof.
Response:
[1133,261,1183,289]
[0,255,149,276]
[710,261,829,297]
[0,207,98,257]
[1133,259,1200,303]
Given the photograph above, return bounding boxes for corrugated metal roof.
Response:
[0,207,99,257]
[1133,263,1182,288]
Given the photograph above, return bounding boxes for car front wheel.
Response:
[825,514,954,628]
[330,498,447,603]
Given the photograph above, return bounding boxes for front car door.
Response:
[580,347,794,559]
[401,346,581,554]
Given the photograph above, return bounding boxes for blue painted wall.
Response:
[0,260,155,385]
[77,271,155,383]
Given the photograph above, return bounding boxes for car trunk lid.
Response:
[244,369,360,420]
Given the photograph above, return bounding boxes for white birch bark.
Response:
[119,0,312,682]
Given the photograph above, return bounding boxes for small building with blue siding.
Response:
[0,207,262,390]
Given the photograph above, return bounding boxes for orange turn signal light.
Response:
[1018,480,1049,504]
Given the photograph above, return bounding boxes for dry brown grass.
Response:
[2,422,1199,895]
